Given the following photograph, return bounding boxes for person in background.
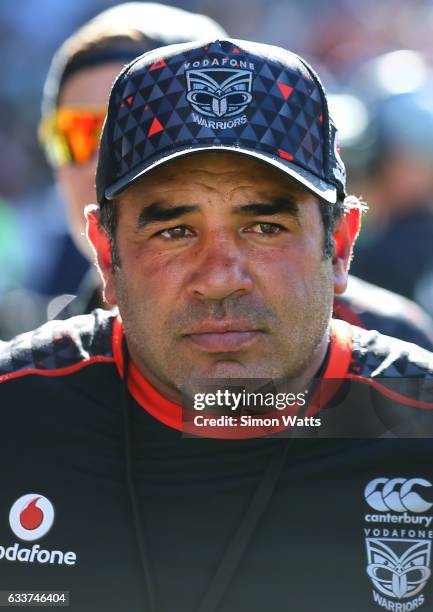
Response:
[38,1,227,316]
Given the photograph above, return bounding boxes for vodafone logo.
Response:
[9,494,55,541]
[1,494,76,566]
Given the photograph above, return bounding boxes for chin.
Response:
[194,359,262,380]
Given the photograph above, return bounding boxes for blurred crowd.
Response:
[2,0,433,339]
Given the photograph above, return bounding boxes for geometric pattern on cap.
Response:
[110,40,326,183]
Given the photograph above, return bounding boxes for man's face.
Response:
[93,154,341,396]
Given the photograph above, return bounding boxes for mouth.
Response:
[183,324,263,352]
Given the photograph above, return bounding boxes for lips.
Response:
[183,323,263,352]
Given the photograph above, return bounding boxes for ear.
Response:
[85,204,117,306]
[332,206,361,295]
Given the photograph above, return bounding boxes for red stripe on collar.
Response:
[112,315,353,435]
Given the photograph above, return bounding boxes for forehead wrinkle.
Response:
[146,178,280,197]
[147,160,279,187]
[121,155,315,207]
[152,165,238,182]
[122,179,215,206]
[226,180,310,205]
[227,182,280,198]
[155,180,226,200]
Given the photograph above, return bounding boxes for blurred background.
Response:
[2,0,433,338]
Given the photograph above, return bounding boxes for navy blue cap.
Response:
[96,38,346,205]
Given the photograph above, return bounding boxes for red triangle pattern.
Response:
[149,59,167,71]
[148,117,164,137]
[278,149,293,161]
[277,82,293,100]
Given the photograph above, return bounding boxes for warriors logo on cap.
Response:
[185,68,253,119]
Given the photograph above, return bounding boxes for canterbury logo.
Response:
[365,478,433,513]
[185,68,253,119]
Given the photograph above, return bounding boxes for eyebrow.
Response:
[137,203,198,227]
[233,197,300,218]
[137,196,300,228]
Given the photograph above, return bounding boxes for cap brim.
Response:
[104,144,337,204]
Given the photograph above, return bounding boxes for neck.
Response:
[126,347,183,404]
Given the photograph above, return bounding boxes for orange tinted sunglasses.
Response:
[39,106,107,168]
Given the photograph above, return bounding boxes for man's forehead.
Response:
[119,152,313,203]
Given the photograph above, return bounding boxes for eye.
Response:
[155,225,195,240]
[244,222,285,235]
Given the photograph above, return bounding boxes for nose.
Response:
[187,231,253,302]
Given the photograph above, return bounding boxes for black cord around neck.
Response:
[122,337,291,612]
[196,437,291,612]
[122,339,158,612]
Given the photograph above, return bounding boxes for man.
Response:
[36,3,433,350]
[1,39,433,612]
